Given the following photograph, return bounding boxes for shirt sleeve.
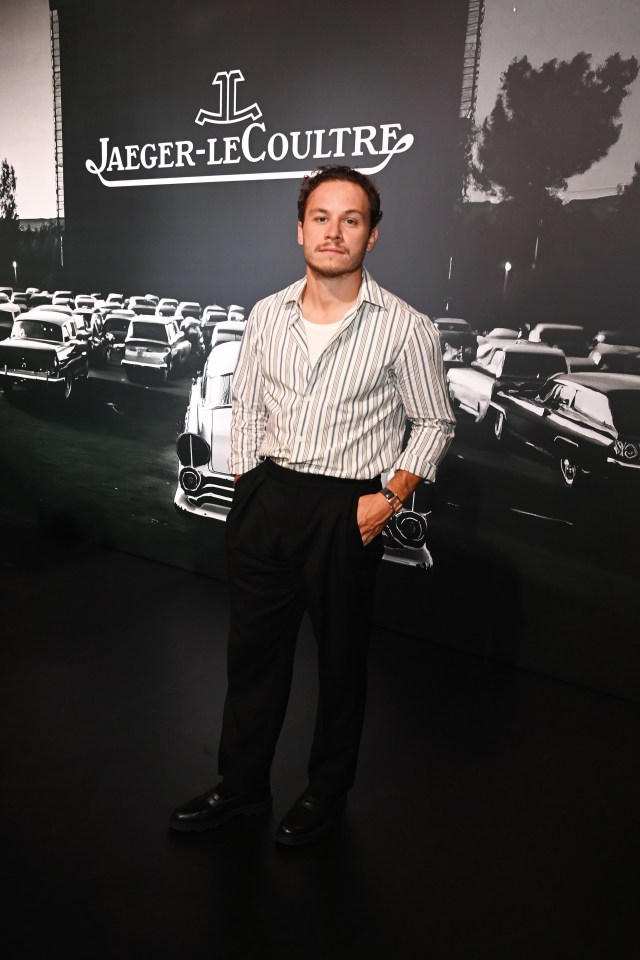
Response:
[228,304,267,474]
[390,313,456,481]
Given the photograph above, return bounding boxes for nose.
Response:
[324,218,342,239]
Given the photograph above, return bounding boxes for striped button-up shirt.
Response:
[229,269,455,481]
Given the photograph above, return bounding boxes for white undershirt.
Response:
[301,316,345,367]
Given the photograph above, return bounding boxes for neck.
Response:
[301,268,363,324]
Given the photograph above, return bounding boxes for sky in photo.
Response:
[473,0,640,200]
[0,0,56,219]
[1,0,639,217]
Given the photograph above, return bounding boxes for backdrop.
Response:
[2,0,638,704]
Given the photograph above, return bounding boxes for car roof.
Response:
[552,372,640,392]
[205,339,242,375]
[18,309,68,325]
[530,323,585,332]
[129,316,173,324]
[488,341,565,356]
[433,317,469,325]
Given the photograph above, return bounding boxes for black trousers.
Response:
[218,458,384,799]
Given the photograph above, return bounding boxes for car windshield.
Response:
[13,320,63,343]
[500,353,566,378]
[204,372,233,409]
[129,322,168,342]
[436,321,468,332]
[600,331,640,347]
[104,317,129,332]
[608,392,640,433]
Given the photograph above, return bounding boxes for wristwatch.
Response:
[380,486,404,514]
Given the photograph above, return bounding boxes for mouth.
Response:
[318,247,346,255]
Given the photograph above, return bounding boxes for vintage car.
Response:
[126,296,157,317]
[489,371,640,488]
[174,339,436,568]
[589,344,640,374]
[0,309,89,399]
[176,301,202,321]
[528,323,588,349]
[587,330,640,373]
[432,316,477,368]
[201,304,229,346]
[174,339,240,520]
[103,309,137,359]
[476,326,520,345]
[447,341,568,426]
[121,316,191,383]
[0,302,18,339]
[0,294,21,322]
[27,292,53,308]
[74,294,97,310]
[10,291,30,313]
[212,317,246,346]
[156,297,179,318]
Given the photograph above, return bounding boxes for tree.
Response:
[472,52,639,202]
[0,159,19,281]
[0,159,18,220]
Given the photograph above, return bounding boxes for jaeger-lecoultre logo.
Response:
[86,69,414,189]
[195,70,262,126]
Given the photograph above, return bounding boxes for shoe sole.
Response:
[169,798,272,833]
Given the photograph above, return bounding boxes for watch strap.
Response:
[380,486,404,514]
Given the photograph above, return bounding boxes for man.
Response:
[170,164,455,845]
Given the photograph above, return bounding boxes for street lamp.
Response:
[501,260,512,317]
[503,260,512,293]
[12,260,17,286]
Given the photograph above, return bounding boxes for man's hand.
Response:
[356,470,424,546]
[356,493,393,546]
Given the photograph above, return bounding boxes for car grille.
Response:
[183,472,235,511]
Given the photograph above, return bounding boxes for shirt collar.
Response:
[284,268,385,319]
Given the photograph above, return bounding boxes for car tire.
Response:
[62,373,73,400]
[2,380,13,396]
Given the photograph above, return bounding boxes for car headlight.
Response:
[381,510,428,549]
[613,440,640,461]
[179,467,203,493]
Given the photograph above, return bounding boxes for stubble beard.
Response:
[304,247,366,280]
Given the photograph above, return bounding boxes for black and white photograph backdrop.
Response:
[2,0,640,702]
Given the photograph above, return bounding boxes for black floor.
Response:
[2,521,639,960]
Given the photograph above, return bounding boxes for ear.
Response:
[366,226,379,253]
[297,221,304,246]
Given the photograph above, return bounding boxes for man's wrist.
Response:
[380,486,404,514]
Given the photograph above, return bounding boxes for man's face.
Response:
[297,180,378,279]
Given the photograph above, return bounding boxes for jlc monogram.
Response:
[196,70,262,126]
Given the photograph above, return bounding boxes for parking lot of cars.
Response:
[0,282,246,399]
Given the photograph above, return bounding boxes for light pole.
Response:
[12,261,17,286]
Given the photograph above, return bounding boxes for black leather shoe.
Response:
[169,785,272,832]
[275,792,346,846]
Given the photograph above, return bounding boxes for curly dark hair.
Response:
[297,165,383,233]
